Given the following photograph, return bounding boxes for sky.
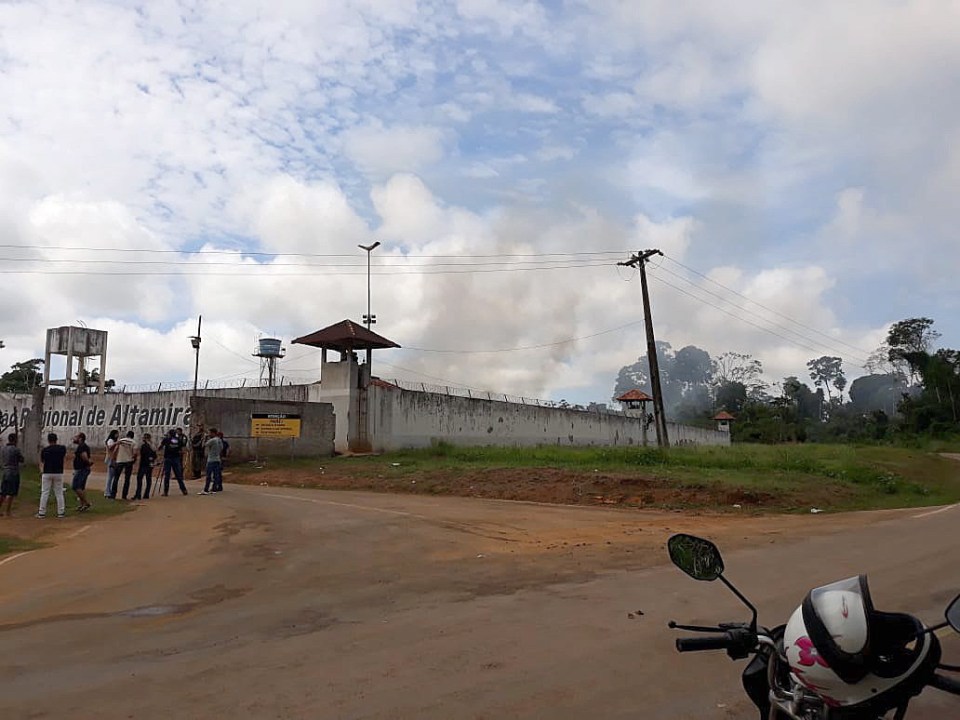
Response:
[0,0,958,404]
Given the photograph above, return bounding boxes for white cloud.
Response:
[341,123,450,179]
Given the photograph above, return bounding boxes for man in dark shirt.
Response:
[136,433,157,500]
[1,433,25,516]
[71,432,93,512]
[38,432,68,518]
[190,424,205,479]
[159,429,188,496]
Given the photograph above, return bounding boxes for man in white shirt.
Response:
[115,430,138,500]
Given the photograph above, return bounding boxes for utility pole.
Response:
[619,250,669,448]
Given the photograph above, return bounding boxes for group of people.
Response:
[0,424,230,518]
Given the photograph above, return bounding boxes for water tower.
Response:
[253,337,285,387]
[43,326,109,394]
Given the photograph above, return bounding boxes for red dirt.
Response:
[232,466,793,510]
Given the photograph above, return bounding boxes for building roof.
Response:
[616,389,654,402]
[713,410,736,421]
[292,320,401,352]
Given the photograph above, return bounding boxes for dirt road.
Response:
[1,483,958,719]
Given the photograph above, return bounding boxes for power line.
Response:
[647,272,868,369]
[0,255,626,269]
[661,254,874,358]
[649,263,871,366]
[0,261,615,277]
[0,243,628,260]
[402,321,645,354]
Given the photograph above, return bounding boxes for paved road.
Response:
[1,483,958,719]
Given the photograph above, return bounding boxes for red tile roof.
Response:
[617,389,653,402]
[293,320,400,351]
[713,411,736,420]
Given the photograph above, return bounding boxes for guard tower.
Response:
[43,326,109,394]
[617,388,654,447]
[293,320,400,453]
[253,337,285,387]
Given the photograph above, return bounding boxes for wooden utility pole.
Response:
[619,250,669,447]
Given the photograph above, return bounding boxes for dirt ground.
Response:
[2,477,959,719]
[231,464,854,512]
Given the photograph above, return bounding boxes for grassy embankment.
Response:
[0,466,131,555]
[231,441,960,513]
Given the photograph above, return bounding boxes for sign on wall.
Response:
[251,413,302,439]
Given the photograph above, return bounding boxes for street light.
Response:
[189,315,202,396]
[358,241,381,329]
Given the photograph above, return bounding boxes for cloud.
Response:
[341,124,450,179]
[0,0,957,408]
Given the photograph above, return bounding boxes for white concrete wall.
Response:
[369,385,730,450]
[309,357,359,453]
[6,386,309,451]
[0,393,32,434]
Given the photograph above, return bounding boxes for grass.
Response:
[0,465,133,557]
[232,442,960,513]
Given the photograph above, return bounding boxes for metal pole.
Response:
[358,241,381,329]
[192,316,202,397]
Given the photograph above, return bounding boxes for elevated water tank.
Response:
[257,338,283,358]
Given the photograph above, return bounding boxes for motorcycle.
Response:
[666,533,960,719]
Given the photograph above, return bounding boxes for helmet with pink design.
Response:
[783,575,940,712]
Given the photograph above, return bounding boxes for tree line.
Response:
[612,317,958,443]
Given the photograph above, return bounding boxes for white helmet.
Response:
[783,575,937,711]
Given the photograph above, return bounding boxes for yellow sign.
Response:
[251,413,302,439]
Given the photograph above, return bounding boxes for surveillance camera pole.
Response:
[358,241,381,329]
[190,315,202,398]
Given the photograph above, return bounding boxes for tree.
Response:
[848,373,907,414]
[0,359,44,392]
[715,381,748,413]
[613,342,715,418]
[807,356,846,401]
[712,351,766,398]
[887,318,940,383]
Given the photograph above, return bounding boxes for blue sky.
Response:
[0,0,958,403]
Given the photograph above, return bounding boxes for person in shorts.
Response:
[71,432,93,512]
[38,433,67,519]
[1,433,25,516]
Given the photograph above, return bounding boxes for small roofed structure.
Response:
[292,320,400,454]
[616,389,653,410]
[293,319,400,354]
[617,389,654,447]
[713,410,735,433]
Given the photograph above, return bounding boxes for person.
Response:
[116,430,138,500]
[135,433,157,500]
[199,427,223,495]
[190,424,205,479]
[104,429,120,499]
[38,432,67,519]
[217,431,229,492]
[71,432,93,512]
[159,429,187,496]
[0,433,25,517]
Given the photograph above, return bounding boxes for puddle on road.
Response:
[119,604,191,618]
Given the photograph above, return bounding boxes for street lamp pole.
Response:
[358,241,381,329]
[190,315,202,396]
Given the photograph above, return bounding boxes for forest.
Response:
[612,317,959,443]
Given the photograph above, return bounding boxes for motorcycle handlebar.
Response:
[676,635,733,652]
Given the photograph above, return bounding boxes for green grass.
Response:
[5,466,132,520]
[232,442,960,513]
[0,535,42,555]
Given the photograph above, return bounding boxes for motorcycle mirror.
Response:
[946,594,960,633]
[668,534,725,582]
